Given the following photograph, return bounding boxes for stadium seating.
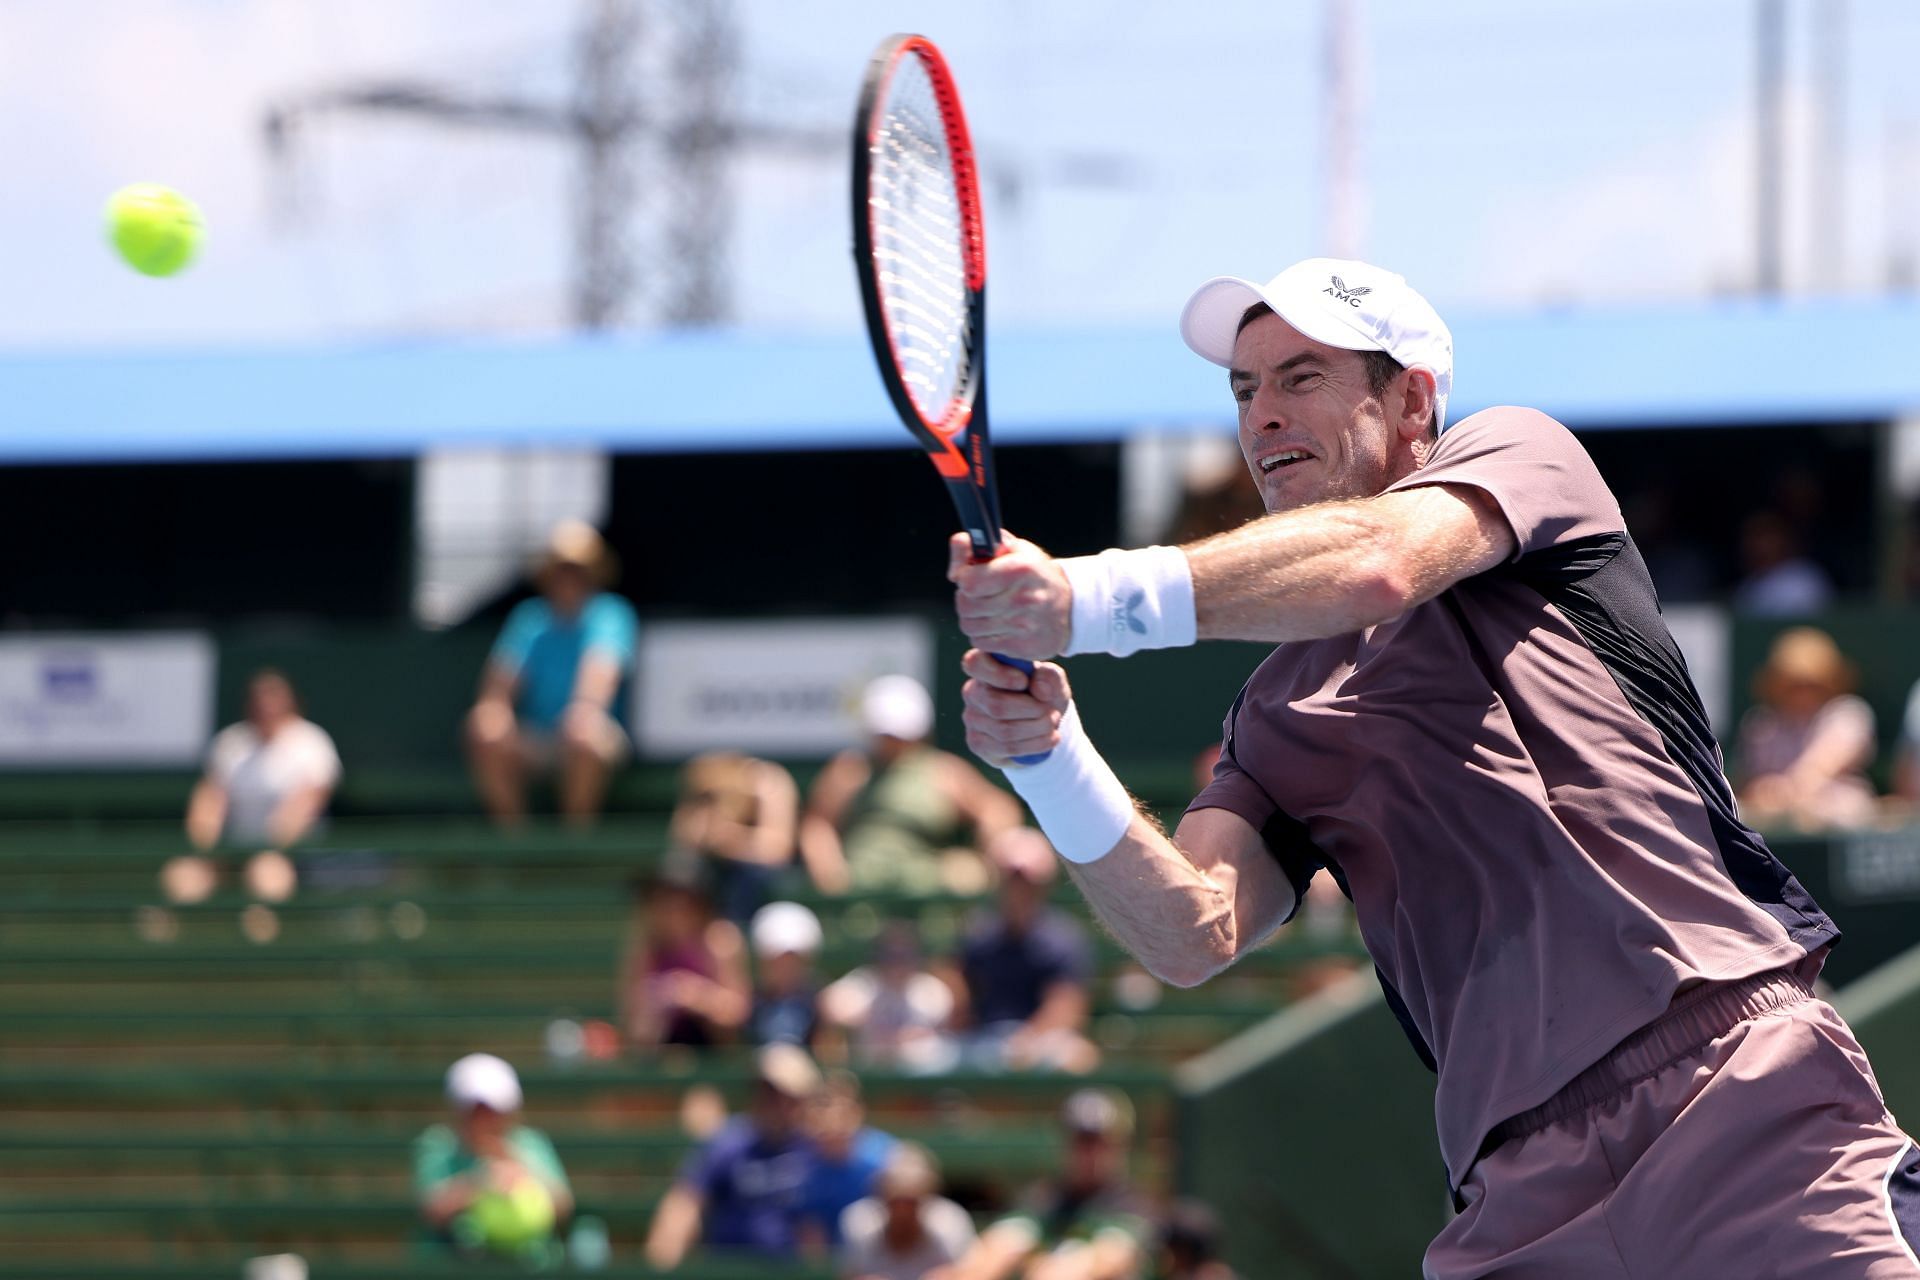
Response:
[0,816,1365,1276]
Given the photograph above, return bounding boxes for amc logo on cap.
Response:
[1323,275,1372,307]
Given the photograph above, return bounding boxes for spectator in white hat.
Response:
[414,1053,573,1255]
[747,901,825,1049]
[800,674,1020,895]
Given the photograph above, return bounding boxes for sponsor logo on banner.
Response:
[0,633,215,766]
[636,618,932,758]
[1838,831,1920,903]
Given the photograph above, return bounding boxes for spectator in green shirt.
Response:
[415,1053,574,1259]
[931,1088,1153,1280]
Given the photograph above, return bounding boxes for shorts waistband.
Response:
[1486,967,1812,1148]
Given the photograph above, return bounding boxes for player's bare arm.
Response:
[1185,481,1514,640]
[949,480,1513,661]
[960,649,1295,987]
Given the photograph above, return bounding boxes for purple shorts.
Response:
[1427,970,1920,1279]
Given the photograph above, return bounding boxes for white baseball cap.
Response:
[751,901,823,958]
[860,674,933,741]
[1179,257,1454,432]
[445,1052,523,1113]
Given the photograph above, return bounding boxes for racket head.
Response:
[853,34,991,496]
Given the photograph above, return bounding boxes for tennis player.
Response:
[951,257,1920,1277]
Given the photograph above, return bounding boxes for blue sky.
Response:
[5,0,1918,350]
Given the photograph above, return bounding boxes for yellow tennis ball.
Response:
[467,1179,556,1254]
[104,183,205,278]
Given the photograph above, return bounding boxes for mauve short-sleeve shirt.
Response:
[1188,406,1836,1189]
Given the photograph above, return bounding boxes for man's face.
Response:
[806,1092,862,1158]
[761,950,813,995]
[459,1103,510,1154]
[750,1083,803,1141]
[1064,1129,1120,1190]
[997,871,1044,931]
[1229,312,1400,513]
[247,677,295,728]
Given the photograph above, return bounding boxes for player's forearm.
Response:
[1060,815,1238,989]
[1184,498,1428,643]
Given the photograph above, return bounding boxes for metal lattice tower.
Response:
[657,0,737,325]
[264,0,740,330]
[264,1,1129,331]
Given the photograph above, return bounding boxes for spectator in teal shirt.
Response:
[416,1053,573,1261]
[466,521,639,827]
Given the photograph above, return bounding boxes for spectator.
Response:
[1163,438,1266,545]
[840,1142,976,1280]
[801,675,1021,895]
[820,920,958,1073]
[931,1088,1153,1280]
[1155,1201,1238,1280]
[955,829,1099,1074]
[415,1053,573,1261]
[748,901,825,1049]
[170,668,340,906]
[618,854,750,1052]
[1621,484,1716,605]
[1898,502,1920,603]
[799,1071,899,1254]
[466,520,638,828]
[644,1044,823,1269]
[1735,626,1879,831]
[669,751,806,924]
[1733,511,1834,616]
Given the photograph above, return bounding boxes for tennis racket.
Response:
[853,33,1048,764]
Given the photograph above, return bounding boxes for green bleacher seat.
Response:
[0,816,1364,1273]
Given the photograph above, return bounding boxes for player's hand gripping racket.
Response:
[853,33,1049,764]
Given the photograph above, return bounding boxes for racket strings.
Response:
[870,56,973,422]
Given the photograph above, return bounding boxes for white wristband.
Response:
[1060,546,1197,658]
[1001,702,1134,864]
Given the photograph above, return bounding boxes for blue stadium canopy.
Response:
[3,296,1918,463]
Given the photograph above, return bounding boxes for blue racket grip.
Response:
[990,652,1053,765]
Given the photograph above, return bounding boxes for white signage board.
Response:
[1663,604,1730,735]
[0,632,216,766]
[636,617,934,758]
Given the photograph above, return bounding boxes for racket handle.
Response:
[989,652,1053,766]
